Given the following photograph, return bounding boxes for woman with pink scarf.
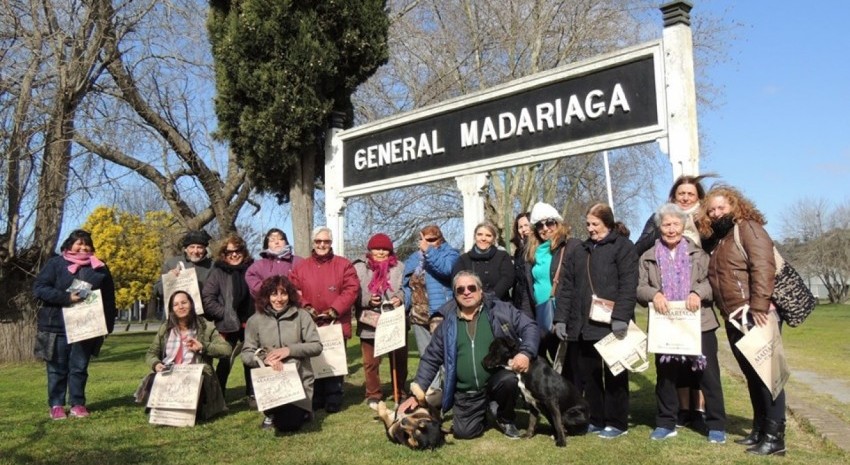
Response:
[33,229,117,420]
[353,233,407,410]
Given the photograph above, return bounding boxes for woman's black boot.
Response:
[746,419,786,456]
[734,417,762,445]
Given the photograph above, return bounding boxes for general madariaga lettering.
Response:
[460,83,631,148]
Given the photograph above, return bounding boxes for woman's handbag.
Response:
[733,225,816,327]
[358,309,381,328]
[536,248,566,334]
[587,256,614,323]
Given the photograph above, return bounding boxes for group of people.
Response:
[32,175,789,456]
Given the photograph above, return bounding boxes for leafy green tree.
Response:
[207,0,389,254]
[83,206,177,312]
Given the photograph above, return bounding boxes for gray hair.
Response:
[311,226,333,241]
[452,270,484,291]
[654,203,688,228]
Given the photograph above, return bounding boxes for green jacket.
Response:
[145,319,231,420]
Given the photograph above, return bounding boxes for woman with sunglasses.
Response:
[202,234,254,398]
[290,227,359,413]
[514,202,581,360]
[452,221,514,302]
[554,203,638,439]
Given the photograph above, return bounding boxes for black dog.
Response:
[482,337,589,447]
[376,384,446,450]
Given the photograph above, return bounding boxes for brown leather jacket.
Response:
[707,220,775,319]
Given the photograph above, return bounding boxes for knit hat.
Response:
[529,202,563,225]
[181,230,211,248]
[367,233,394,253]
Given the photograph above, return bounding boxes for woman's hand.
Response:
[185,337,203,353]
[686,292,701,312]
[69,291,84,304]
[652,292,669,314]
[369,294,382,307]
[752,310,769,326]
[389,296,402,308]
[265,347,291,365]
[397,395,419,414]
[154,362,165,372]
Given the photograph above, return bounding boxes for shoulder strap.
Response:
[550,246,567,297]
[586,253,597,296]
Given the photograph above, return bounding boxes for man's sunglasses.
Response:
[455,284,479,295]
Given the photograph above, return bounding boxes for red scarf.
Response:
[62,251,105,274]
[367,255,397,296]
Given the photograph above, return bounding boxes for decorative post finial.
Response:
[329,111,346,129]
[660,1,693,27]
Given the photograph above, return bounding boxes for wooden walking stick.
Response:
[390,349,400,404]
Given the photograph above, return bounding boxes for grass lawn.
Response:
[1,309,848,465]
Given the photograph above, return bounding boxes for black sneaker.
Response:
[497,421,521,439]
[261,415,274,430]
[247,395,258,410]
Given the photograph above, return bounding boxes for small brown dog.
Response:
[376,385,446,450]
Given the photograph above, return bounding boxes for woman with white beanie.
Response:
[513,202,581,360]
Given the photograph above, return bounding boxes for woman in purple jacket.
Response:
[245,228,302,298]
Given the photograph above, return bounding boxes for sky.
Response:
[693,0,850,239]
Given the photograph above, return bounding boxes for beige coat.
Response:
[637,237,719,332]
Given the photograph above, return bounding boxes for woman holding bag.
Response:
[353,233,407,410]
[636,203,726,443]
[553,203,638,439]
[698,184,786,456]
[144,291,232,421]
[514,202,580,360]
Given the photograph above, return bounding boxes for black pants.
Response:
[268,404,311,432]
[567,339,629,431]
[655,330,726,431]
[725,320,786,426]
[452,369,518,439]
[217,329,252,396]
[313,375,344,411]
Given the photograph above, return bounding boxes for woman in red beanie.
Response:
[353,233,407,410]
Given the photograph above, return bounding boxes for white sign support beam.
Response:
[455,173,490,251]
[325,113,347,256]
[660,1,699,178]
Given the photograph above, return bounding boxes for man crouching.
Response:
[397,271,540,439]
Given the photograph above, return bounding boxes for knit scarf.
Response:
[312,248,334,264]
[63,251,105,274]
[654,238,691,300]
[469,245,497,260]
[260,245,294,261]
[367,255,397,296]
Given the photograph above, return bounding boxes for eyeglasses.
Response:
[313,239,332,245]
[424,237,440,243]
[225,249,243,257]
[455,284,479,295]
[535,219,559,230]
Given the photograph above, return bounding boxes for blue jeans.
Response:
[46,334,96,407]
